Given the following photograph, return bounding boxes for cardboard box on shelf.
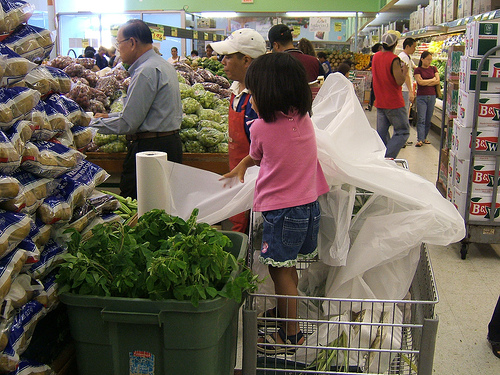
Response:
[458,0,473,17]
[447,45,465,80]
[466,20,500,57]
[435,0,444,24]
[448,150,456,201]
[444,0,458,22]
[446,80,460,117]
[459,55,500,92]
[454,187,500,221]
[426,1,435,25]
[458,89,500,127]
[452,117,498,159]
[439,147,449,187]
[474,0,500,15]
[453,154,499,192]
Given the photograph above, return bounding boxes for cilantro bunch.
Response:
[57,209,259,306]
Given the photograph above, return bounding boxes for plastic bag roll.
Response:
[136,151,172,217]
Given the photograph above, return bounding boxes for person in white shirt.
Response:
[167,46,183,64]
[398,38,417,118]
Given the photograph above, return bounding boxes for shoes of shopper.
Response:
[415,141,423,147]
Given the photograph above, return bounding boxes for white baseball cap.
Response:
[211,28,267,59]
[381,32,399,48]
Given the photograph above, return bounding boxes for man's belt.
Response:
[126,130,179,141]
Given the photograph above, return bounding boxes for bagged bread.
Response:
[2,24,53,63]
[0,211,31,259]
[0,176,19,202]
[32,217,50,250]
[26,239,66,279]
[0,87,40,128]
[0,131,20,175]
[24,66,58,96]
[1,170,55,214]
[42,100,70,134]
[6,358,55,375]
[0,0,34,35]
[81,212,122,241]
[21,141,84,178]
[29,101,54,141]
[5,274,43,309]
[0,300,45,373]
[4,120,32,155]
[0,44,36,87]
[71,126,94,149]
[45,66,71,93]
[0,248,27,301]
[58,95,91,127]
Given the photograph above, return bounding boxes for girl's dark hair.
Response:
[122,19,153,45]
[245,52,312,123]
[418,50,432,67]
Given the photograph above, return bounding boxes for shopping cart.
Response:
[242,159,439,375]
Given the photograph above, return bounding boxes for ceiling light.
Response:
[285,12,359,18]
[200,12,238,18]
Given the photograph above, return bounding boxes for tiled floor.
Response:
[236,107,500,374]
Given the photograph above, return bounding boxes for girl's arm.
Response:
[414,73,439,86]
[221,155,257,183]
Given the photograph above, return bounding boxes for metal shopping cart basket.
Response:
[241,160,439,375]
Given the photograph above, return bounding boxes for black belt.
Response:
[126,130,179,141]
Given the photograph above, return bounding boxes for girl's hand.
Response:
[219,155,256,185]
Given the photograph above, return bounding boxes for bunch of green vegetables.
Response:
[57,209,259,306]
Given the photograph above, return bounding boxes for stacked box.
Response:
[435,0,444,24]
[474,0,500,14]
[448,150,456,202]
[458,90,500,127]
[417,5,425,30]
[426,1,435,25]
[452,118,498,159]
[445,0,459,22]
[446,81,460,117]
[439,147,449,187]
[459,55,500,92]
[466,21,500,57]
[458,0,473,17]
[454,187,500,221]
[447,45,465,80]
[454,154,499,192]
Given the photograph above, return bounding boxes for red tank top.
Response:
[372,51,405,109]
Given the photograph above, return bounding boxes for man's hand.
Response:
[93,113,109,119]
[409,92,415,102]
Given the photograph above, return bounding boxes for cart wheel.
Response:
[460,243,468,259]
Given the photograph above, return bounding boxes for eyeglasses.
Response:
[114,38,130,48]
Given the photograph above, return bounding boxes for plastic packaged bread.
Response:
[71,125,94,149]
[0,0,34,35]
[2,24,53,63]
[0,175,19,202]
[0,211,31,259]
[0,44,36,87]
[29,101,54,141]
[0,87,40,128]
[4,120,32,155]
[0,131,20,175]
[58,95,91,127]
[26,239,66,279]
[21,141,84,178]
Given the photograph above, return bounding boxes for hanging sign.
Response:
[81,38,89,48]
[171,27,178,37]
[309,17,331,33]
[334,22,342,32]
[150,25,164,41]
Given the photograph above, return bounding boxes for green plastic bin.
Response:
[60,231,248,375]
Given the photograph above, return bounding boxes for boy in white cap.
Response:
[372,32,409,159]
[210,28,267,233]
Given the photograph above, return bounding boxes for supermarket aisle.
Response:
[364,108,500,374]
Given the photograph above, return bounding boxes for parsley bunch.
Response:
[57,209,259,306]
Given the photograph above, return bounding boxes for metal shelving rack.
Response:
[460,45,500,259]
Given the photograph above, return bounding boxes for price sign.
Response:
[204,33,209,40]
[212,33,217,41]
[193,31,198,39]
[150,25,164,41]
[82,38,89,48]
[171,27,178,37]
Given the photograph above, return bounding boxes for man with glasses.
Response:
[92,19,183,199]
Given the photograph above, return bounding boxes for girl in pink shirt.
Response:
[222,52,329,354]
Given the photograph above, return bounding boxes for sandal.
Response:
[423,139,431,144]
[490,341,500,359]
[257,307,279,327]
[415,141,423,147]
[257,328,305,355]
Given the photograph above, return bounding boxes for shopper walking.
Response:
[488,296,500,359]
[91,19,183,199]
[222,52,329,354]
[365,43,382,111]
[268,24,323,84]
[317,52,332,77]
[210,28,267,233]
[107,46,117,68]
[398,38,417,118]
[372,32,409,158]
[414,51,439,147]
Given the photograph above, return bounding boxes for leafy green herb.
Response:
[57,209,259,306]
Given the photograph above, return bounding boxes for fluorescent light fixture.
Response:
[285,12,359,18]
[200,12,238,18]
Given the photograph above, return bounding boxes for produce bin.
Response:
[60,231,248,375]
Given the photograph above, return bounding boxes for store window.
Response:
[143,13,183,58]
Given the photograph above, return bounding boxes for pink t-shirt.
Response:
[249,111,329,212]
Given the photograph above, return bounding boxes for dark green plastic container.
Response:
[60,231,247,375]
